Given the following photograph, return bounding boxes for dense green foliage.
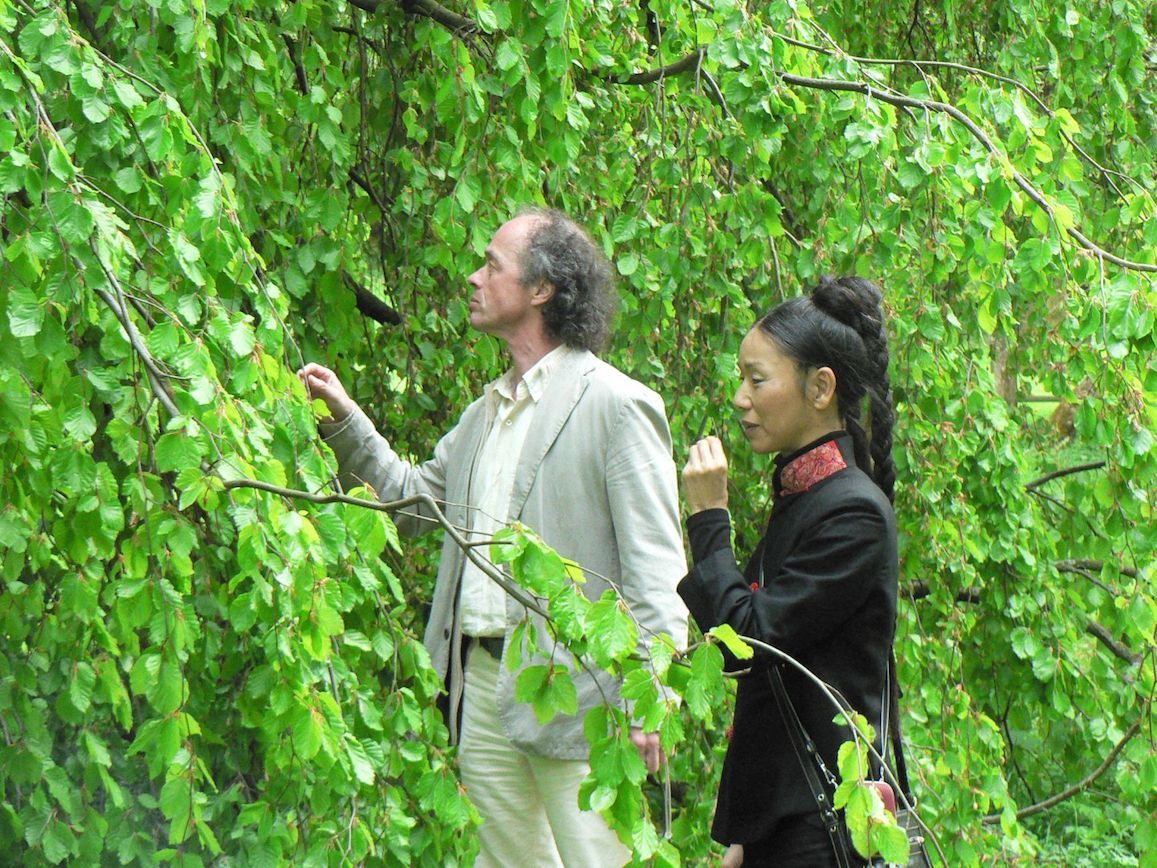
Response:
[1,0,1154,864]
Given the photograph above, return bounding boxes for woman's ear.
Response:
[808,366,837,410]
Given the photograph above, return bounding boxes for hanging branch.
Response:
[92,280,181,419]
[221,478,549,617]
[1085,622,1143,666]
[617,48,704,85]
[1056,559,1139,580]
[1025,461,1107,492]
[612,53,1157,274]
[282,32,309,95]
[981,719,1143,824]
[768,29,1145,200]
[346,0,479,39]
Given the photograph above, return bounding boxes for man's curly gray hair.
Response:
[516,207,618,353]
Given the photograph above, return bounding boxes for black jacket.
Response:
[678,432,898,846]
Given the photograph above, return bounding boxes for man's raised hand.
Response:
[298,363,357,423]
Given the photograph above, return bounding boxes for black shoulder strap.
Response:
[768,666,855,868]
[887,650,913,799]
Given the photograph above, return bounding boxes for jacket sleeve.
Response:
[319,406,459,537]
[603,390,690,657]
[678,498,888,658]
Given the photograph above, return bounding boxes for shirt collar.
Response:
[490,344,571,404]
[772,431,853,497]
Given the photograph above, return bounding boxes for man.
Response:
[299,208,688,867]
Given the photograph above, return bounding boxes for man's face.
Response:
[466,217,542,340]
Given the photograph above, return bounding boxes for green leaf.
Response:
[62,388,97,442]
[7,287,44,337]
[514,537,567,596]
[707,623,754,660]
[154,431,201,473]
[147,659,186,715]
[159,776,195,843]
[229,319,255,357]
[49,192,94,244]
[293,705,324,759]
[82,729,112,767]
[495,39,522,72]
[584,592,638,665]
[515,663,578,724]
[69,661,96,713]
[345,735,376,785]
[870,818,911,863]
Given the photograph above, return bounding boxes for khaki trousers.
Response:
[460,644,630,868]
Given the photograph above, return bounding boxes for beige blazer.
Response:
[322,349,688,759]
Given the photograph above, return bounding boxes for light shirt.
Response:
[459,345,572,637]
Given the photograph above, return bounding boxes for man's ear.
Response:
[530,281,555,307]
[808,366,837,410]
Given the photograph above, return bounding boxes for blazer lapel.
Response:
[506,349,595,520]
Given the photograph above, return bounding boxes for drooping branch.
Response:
[617,48,704,85]
[348,167,391,213]
[1056,559,1139,580]
[908,579,1145,667]
[768,28,1145,199]
[906,582,981,604]
[1025,461,1107,492]
[613,51,1157,273]
[346,0,479,38]
[981,719,1143,824]
[221,478,548,617]
[282,32,309,94]
[1085,621,1143,666]
[93,284,180,419]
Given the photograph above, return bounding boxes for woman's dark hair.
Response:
[517,207,618,353]
[757,276,896,502]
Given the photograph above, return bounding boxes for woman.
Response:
[679,276,899,867]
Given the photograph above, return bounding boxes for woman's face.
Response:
[733,328,835,455]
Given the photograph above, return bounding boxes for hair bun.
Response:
[811,275,883,338]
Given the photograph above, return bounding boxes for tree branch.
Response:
[1085,621,1143,666]
[89,245,181,418]
[348,167,391,213]
[612,50,1157,273]
[1025,461,1107,491]
[768,29,1144,199]
[1056,559,1138,580]
[282,32,309,95]
[905,582,981,604]
[221,479,548,617]
[617,48,704,85]
[981,719,1143,824]
[347,0,479,38]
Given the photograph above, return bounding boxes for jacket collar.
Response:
[773,431,853,497]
